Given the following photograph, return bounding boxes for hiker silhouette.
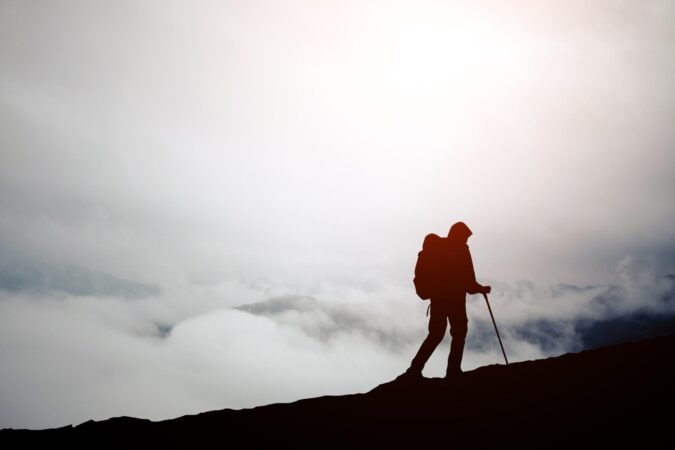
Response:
[403,221,491,380]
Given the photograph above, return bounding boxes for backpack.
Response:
[413,233,446,300]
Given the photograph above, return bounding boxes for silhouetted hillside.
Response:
[3,335,675,448]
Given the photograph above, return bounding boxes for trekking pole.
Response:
[482,293,509,365]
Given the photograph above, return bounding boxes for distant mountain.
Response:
[0,260,159,298]
[3,335,674,448]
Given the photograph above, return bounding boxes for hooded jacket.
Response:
[437,222,484,299]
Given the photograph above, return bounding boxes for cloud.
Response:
[234,295,419,351]
[1,0,675,289]
[0,258,160,299]
[1,264,674,430]
[1,0,675,433]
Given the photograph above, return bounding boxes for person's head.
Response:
[447,221,472,243]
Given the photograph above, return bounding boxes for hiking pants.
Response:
[410,298,468,375]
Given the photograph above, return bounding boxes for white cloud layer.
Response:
[1,258,673,430]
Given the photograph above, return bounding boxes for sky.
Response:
[1,0,675,430]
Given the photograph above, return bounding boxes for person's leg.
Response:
[447,301,468,377]
[409,301,448,374]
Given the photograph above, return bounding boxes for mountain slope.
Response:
[3,335,675,448]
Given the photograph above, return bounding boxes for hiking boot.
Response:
[395,367,424,382]
[444,368,462,381]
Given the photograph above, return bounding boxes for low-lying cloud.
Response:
[1,258,673,430]
[0,259,160,299]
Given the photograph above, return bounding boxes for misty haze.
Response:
[1,1,674,431]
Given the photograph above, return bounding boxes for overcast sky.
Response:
[1,1,675,430]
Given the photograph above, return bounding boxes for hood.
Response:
[447,221,472,243]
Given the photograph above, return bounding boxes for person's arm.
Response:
[465,247,490,295]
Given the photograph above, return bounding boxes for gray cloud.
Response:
[233,273,675,359]
[1,265,674,430]
[235,295,419,351]
[0,258,159,299]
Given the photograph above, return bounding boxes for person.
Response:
[402,221,491,380]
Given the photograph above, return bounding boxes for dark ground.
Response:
[3,335,675,449]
